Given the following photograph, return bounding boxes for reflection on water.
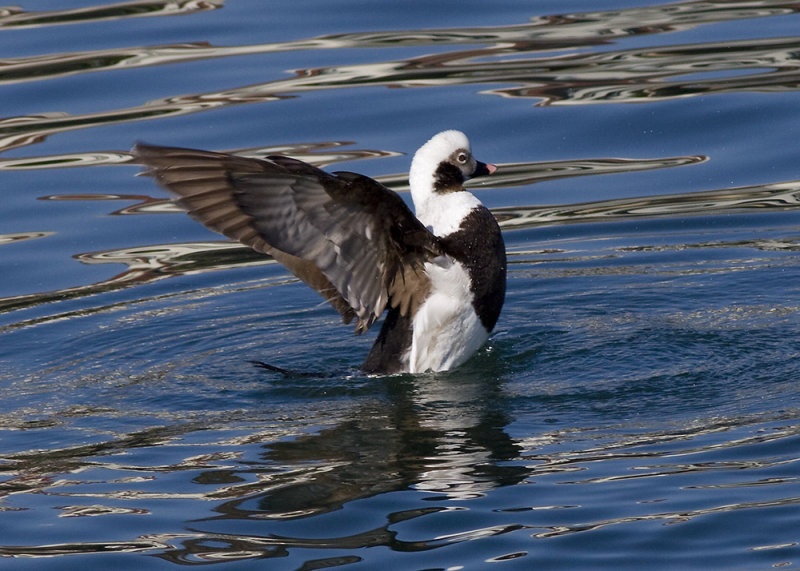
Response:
[0,0,224,29]
[0,370,525,559]
[0,150,132,170]
[2,142,799,335]
[1,369,796,561]
[0,141,396,171]
[3,151,799,324]
[0,241,270,330]
[3,0,800,568]
[0,231,54,245]
[497,177,800,229]
[3,1,800,152]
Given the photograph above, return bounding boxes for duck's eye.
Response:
[456,152,468,164]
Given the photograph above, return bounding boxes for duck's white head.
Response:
[408,130,496,235]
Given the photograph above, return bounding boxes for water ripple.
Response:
[2,2,800,568]
[498,178,800,229]
[3,169,799,325]
[2,2,800,151]
[0,0,223,29]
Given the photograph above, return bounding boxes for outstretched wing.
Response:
[133,144,441,332]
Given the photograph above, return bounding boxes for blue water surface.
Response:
[1,1,800,569]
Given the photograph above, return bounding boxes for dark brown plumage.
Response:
[133,144,442,334]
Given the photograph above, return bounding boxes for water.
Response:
[1,1,800,568]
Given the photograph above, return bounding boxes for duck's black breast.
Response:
[438,205,506,332]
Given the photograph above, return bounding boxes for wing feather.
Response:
[133,143,441,333]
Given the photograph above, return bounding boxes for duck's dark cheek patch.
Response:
[433,163,464,193]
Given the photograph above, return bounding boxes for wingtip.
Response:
[131,141,159,159]
[130,142,158,174]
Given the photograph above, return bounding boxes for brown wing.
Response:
[133,143,441,333]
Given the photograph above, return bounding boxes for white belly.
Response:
[408,257,489,373]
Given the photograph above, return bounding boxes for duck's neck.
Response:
[413,190,483,238]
